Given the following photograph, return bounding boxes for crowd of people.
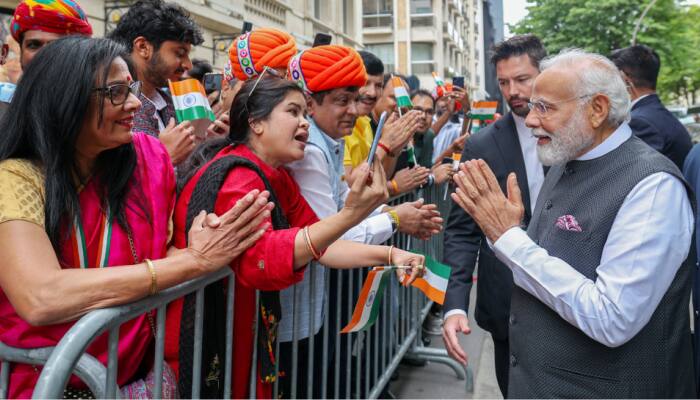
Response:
[0,0,698,399]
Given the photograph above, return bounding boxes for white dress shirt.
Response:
[513,114,545,212]
[444,113,545,320]
[492,123,693,347]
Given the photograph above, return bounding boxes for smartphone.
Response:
[203,73,223,95]
[241,21,253,34]
[367,111,388,166]
[313,33,332,47]
[452,76,465,89]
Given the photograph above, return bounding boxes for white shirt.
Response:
[492,123,693,347]
[444,113,545,320]
[147,91,168,132]
[513,114,545,212]
[288,145,394,243]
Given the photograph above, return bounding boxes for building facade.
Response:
[0,0,363,82]
[362,0,484,94]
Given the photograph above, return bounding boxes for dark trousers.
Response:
[492,335,510,398]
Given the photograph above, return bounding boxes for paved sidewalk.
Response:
[390,282,502,399]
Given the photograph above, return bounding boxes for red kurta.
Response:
[165,144,318,398]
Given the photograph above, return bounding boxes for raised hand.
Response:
[159,118,196,165]
[392,198,443,239]
[391,248,425,285]
[186,189,274,271]
[451,159,524,242]
[343,161,389,223]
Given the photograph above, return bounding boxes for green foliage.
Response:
[511,0,700,104]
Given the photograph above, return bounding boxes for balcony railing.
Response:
[410,13,435,27]
[411,60,436,75]
[363,13,393,28]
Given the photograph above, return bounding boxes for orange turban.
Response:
[288,45,367,94]
[228,28,296,80]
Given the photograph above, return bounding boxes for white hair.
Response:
[540,48,630,126]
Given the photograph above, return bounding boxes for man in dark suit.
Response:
[610,45,692,170]
[441,34,547,397]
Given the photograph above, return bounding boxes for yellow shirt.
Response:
[344,116,374,167]
[0,159,45,227]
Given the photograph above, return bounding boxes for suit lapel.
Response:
[491,113,533,220]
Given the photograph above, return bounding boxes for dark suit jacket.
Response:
[630,94,692,170]
[443,113,534,341]
[682,144,700,391]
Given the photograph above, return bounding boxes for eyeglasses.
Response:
[527,94,593,117]
[94,81,142,106]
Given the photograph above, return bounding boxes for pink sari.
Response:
[0,133,175,399]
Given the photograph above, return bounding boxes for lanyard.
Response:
[73,206,113,269]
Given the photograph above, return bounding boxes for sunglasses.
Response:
[245,66,283,114]
[94,81,142,106]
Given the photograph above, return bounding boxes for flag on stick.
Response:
[401,254,451,304]
[432,72,445,88]
[471,101,498,120]
[392,76,412,109]
[168,78,216,137]
[341,267,392,333]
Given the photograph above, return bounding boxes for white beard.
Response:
[534,108,595,166]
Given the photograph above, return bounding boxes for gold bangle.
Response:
[145,259,158,295]
[387,245,394,266]
[303,226,321,260]
[388,209,400,229]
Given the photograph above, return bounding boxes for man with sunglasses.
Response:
[441,34,546,397]
[109,0,204,166]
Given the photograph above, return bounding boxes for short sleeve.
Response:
[0,159,45,227]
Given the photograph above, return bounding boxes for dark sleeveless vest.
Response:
[508,135,696,398]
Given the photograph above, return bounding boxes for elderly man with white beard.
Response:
[451,49,696,398]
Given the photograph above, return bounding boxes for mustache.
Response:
[532,128,552,138]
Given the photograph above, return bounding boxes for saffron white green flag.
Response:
[401,254,451,304]
[471,101,498,121]
[392,76,413,109]
[168,78,216,137]
[341,267,392,333]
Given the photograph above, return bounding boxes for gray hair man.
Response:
[451,49,695,398]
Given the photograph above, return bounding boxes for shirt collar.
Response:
[576,122,632,161]
[309,118,342,152]
[512,113,533,140]
[630,93,651,109]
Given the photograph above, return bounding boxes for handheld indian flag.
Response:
[168,78,216,137]
[341,267,393,333]
[471,101,498,121]
[392,76,412,110]
[401,254,451,304]
[432,72,445,88]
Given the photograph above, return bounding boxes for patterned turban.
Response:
[288,45,367,95]
[11,0,93,43]
[228,27,297,81]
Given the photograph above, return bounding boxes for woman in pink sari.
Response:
[0,37,270,398]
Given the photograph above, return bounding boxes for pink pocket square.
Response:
[555,215,583,232]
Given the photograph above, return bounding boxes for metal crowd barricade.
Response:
[0,183,473,399]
